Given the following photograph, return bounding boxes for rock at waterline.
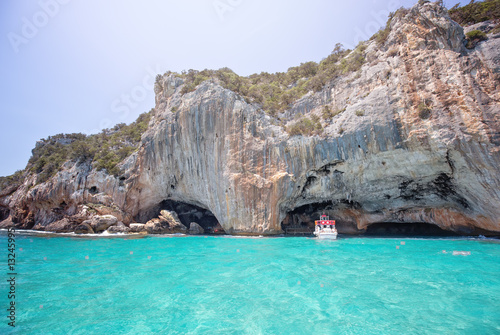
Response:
[89,215,118,233]
[107,225,130,234]
[145,210,187,234]
[189,222,204,235]
[129,223,147,233]
[75,222,94,234]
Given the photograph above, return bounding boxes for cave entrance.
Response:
[281,200,366,236]
[281,202,334,236]
[136,200,225,234]
[281,202,459,237]
[365,222,458,236]
[0,206,9,222]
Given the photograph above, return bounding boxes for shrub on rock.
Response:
[465,29,488,48]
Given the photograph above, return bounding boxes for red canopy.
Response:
[315,220,336,225]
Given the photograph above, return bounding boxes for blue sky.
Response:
[0,0,462,177]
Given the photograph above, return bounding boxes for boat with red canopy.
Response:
[314,214,338,239]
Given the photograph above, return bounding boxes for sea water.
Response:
[1,232,499,334]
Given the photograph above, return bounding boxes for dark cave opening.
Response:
[364,222,459,236]
[281,202,335,236]
[281,200,368,236]
[0,206,9,222]
[281,202,460,237]
[136,200,225,234]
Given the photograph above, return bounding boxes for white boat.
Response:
[314,214,338,239]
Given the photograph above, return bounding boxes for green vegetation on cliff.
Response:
[449,0,500,26]
[0,170,25,193]
[20,110,153,184]
[286,115,323,136]
[322,106,346,120]
[465,29,489,48]
[160,42,367,117]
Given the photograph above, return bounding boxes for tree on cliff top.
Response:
[449,0,500,26]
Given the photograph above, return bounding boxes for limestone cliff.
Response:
[1,2,499,235]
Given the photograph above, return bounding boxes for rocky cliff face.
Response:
[1,2,499,235]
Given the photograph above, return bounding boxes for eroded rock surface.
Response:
[89,215,118,233]
[107,224,130,234]
[189,222,204,235]
[145,210,187,234]
[129,223,146,233]
[75,222,94,234]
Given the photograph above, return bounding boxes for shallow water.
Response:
[1,232,499,334]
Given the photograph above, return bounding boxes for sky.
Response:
[0,0,463,177]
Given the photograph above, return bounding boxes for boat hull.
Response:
[314,232,338,240]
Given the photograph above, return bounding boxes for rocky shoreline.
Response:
[0,208,212,236]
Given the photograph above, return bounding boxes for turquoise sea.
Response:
[1,232,499,334]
